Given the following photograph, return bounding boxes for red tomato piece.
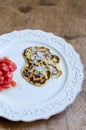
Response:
[0,63,9,72]
[11,80,17,86]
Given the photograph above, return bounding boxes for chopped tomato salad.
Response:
[0,57,17,91]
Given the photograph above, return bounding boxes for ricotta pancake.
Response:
[22,62,51,86]
[22,46,62,86]
[23,46,60,64]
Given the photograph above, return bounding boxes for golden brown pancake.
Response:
[22,46,62,86]
[22,62,51,86]
[23,46,60,64]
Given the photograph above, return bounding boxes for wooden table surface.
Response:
[0,0,86,130]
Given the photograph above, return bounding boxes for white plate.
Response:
[0,30,84,122]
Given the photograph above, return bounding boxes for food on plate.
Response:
[22,61,51,86]
[23,46,60,64]
[22,46,62,86]
[0,57,17,91]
